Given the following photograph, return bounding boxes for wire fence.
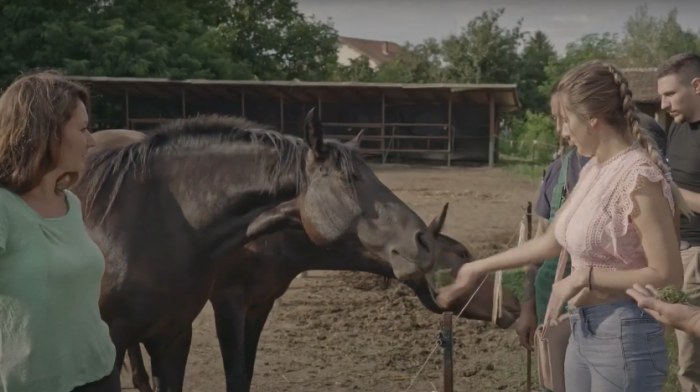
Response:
[497,134,561,163]
[402,203,535,392]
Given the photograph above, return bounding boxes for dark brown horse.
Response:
[123,204,521,392]
[71,109,440,391]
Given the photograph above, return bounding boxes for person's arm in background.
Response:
[522,218,548,305]
[516,165,555,350]
[516,216,548,350]
[663,121,700,213]
[627,284,700,336]
[677,188,700,214]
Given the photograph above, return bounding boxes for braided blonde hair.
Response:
[557,60,692,217]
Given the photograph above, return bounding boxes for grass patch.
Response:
[501,269,681,391]
[502,269,525,302]
[497,156,549,182]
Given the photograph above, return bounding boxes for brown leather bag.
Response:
[534,249,571,392]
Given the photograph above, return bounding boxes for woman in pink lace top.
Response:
[438,60,690,392]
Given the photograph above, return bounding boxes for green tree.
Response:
[225,0,340,81]
[504,110,558,162]
[64,0,252,79]
[375,39,446,83]
[518,31,556,114]
[0,1,78,86]
[332,56,376,82]
[441,8,525,84]
[540,32,621,95]
[620,5,699,67]
[0,0,254,86]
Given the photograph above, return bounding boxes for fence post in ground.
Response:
[526,201,533,391]
[442,312,453,392]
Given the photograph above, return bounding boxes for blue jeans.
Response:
[565,299,668,392]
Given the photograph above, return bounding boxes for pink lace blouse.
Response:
[554,144,675,271]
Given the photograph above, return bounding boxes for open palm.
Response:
[627,284,700,334]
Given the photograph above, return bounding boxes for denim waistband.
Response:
[566,298,639,319]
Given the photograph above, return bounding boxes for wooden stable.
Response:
[71,77,520,167]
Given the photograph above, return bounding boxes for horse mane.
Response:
[74,114,361,222]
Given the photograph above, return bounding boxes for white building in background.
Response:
[337,36,401,69]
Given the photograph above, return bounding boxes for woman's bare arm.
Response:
[469,199,568,275]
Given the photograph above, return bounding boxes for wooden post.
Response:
[124,89,130,129]
[526,201,532,392]
[381,92,386,164]
[447,95,453,167]
[526,201,532,239]
[241,92,246,117]
[317,96,323,121]
[488,93,496,168]
[279,93,284,133]
[181,90,186,119]
[443,312,453,392]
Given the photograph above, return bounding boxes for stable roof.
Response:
[69,76,521,112]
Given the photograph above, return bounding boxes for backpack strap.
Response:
[549,148,573,220]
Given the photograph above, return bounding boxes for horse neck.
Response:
[157,146,304,229]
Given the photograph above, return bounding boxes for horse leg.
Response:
[243,301,275,383]
[142,328,192,392]
[211,294,249,392]
[105,319,131,390]
[127,344,154,392]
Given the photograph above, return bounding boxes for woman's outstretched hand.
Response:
[626,284,700,336]
[436,262,485,309]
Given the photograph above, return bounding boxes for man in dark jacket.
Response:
[657,52,700,392]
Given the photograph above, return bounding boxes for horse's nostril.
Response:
[415,231,431,253]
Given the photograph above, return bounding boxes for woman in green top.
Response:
[0,71,117,391]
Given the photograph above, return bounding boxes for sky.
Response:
[296,0,700,54]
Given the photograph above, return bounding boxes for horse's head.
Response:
[251,108,436,280]
[407,203,521,329]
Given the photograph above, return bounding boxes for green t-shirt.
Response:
[0,188,115,392]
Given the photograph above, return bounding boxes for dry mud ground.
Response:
[121,165,542,391]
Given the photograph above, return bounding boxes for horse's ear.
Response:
[428,203,449,238]
[345,129,365,149]
[207,200,302,260]
[303,107,325,156]
[245,199,301,240]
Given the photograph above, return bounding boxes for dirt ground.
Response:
[121,164,541,392]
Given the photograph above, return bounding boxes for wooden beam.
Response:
[181,90,186,118]
[124,88,130,129]
[447,95,453,167]
[317,96,323,120]
[241,92,246,117]
[488,93,495,167]
[279,93,284,133]
[381,92,386,154]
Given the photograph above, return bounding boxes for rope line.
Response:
[403,213,527,391]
